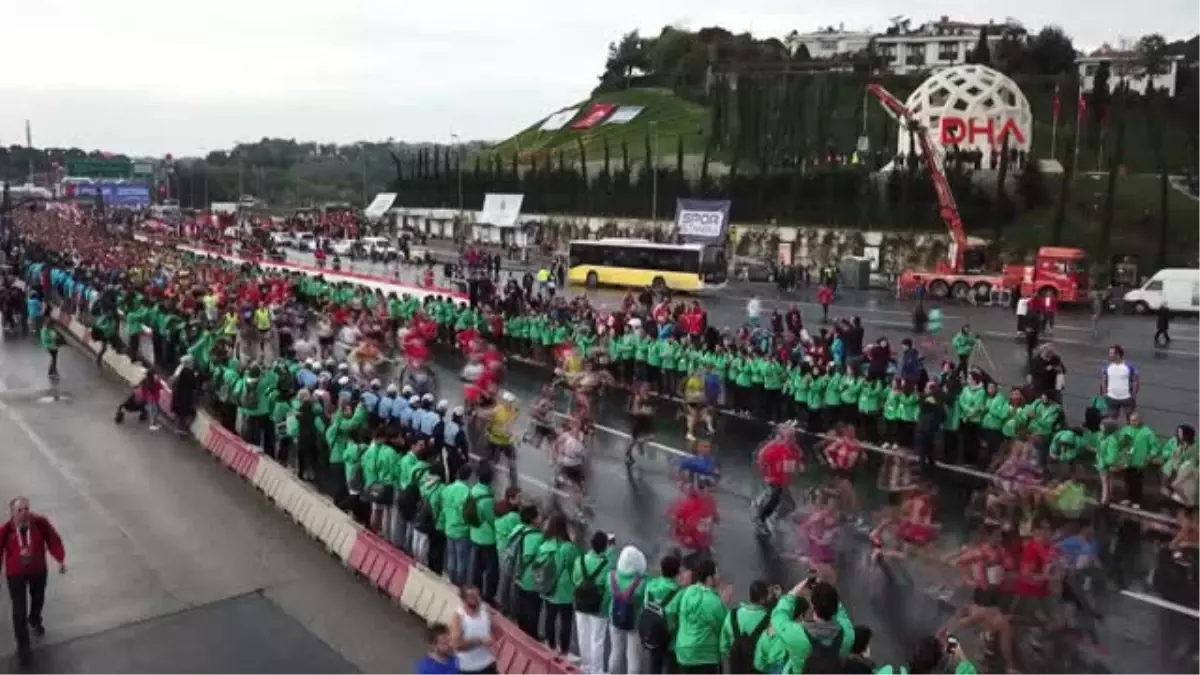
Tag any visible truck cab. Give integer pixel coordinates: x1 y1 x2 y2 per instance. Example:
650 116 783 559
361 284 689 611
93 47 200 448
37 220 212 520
1002 247 1089 302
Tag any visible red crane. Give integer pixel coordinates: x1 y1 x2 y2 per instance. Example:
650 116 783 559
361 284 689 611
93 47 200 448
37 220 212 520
865 83 967 275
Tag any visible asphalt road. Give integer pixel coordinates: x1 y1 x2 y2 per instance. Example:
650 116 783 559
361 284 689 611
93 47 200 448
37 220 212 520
294 249 1199 436
0 334 428 673
281 248 1199 672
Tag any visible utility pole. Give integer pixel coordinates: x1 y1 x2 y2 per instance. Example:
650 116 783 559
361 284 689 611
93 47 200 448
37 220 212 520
650 121 659 223
451 133 464 216
361 154 368 205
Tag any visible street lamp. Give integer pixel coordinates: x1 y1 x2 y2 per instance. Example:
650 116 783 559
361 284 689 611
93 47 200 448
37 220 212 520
650 121 659 224
451 133 464 216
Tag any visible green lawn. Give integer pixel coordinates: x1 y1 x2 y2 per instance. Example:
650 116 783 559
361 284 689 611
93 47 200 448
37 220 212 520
482 88 710 164
1008 172 1199 267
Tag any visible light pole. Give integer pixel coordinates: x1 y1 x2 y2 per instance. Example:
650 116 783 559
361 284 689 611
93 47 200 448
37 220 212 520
451 133 463 216
650 121 659 223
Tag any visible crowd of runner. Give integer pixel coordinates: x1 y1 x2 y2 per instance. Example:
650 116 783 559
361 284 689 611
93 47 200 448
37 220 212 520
4 205 1197 674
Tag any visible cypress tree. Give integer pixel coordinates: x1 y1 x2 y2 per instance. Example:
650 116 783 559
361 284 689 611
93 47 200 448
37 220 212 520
1097 84 1127 275
621 139 630 174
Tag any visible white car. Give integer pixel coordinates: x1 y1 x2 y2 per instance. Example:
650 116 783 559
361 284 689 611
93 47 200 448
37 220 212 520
294 233 317 251
270 232 295 247
329 239 355 255
360 236 398 256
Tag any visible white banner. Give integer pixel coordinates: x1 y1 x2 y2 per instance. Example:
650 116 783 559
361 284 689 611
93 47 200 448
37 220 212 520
603 106 645 125
479 193 524 228
364 192 397 219
539 108 579 131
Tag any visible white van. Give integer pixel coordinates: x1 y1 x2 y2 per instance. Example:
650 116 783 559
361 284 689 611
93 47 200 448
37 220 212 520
1123 268 1200 314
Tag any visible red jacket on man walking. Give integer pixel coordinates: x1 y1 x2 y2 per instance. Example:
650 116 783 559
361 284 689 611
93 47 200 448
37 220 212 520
0 513 66 577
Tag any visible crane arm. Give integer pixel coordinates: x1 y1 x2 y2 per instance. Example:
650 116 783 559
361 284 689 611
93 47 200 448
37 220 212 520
866 83 968 274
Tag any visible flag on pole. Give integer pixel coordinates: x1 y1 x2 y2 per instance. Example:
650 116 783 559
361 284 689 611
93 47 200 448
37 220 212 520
1052 85 1061 121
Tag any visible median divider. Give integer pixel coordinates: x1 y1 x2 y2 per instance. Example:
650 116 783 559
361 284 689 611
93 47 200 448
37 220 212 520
34 269 578 673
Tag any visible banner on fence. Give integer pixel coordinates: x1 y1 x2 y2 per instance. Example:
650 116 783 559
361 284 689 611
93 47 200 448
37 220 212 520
364 192 397 219
674 198 732 243
603 106 645 125
478 193 524 228
538 108 579 131
570 104 617 130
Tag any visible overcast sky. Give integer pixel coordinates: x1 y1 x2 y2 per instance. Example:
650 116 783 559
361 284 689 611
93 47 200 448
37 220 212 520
1 0 1194 157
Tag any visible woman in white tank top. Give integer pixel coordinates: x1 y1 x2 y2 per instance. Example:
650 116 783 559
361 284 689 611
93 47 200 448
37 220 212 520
451 587 497 674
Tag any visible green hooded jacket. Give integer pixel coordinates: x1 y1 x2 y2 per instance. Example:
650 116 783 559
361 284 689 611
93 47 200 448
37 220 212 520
665 584 728 666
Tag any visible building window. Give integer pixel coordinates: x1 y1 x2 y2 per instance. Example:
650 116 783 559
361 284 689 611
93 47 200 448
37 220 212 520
937 41 958 61
1084 64 1098 77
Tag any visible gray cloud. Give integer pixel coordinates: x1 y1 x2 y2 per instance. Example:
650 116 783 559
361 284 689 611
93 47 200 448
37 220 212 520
1 0 1194 156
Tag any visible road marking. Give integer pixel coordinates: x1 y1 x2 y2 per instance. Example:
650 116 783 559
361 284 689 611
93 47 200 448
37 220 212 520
1119 590 1200 619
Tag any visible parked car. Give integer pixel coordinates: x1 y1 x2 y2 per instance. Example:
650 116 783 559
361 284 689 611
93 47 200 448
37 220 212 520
733 257 778 283
329 239 355 256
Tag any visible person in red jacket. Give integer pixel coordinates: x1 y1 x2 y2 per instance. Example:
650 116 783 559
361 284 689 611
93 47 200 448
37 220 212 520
1 497 67 666
817 283 835 323
754 426 803 535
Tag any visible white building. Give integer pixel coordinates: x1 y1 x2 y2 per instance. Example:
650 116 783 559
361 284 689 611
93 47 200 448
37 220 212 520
788 25 874 59
1076 45 1184 96
873 16 1024 75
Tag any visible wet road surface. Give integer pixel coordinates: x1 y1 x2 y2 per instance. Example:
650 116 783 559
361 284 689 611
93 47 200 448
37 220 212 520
0 334 428 673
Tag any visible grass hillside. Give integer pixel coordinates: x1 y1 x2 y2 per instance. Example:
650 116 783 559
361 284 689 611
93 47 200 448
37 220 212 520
485 89 709 163
488 77 1196 174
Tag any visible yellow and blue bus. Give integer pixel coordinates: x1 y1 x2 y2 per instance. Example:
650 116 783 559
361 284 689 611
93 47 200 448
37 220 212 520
567 239 728 292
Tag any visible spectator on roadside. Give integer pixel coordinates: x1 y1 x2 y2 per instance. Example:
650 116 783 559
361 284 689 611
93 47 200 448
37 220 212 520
415 623 462 675
608 545 648 674
665 557 732 674
1100 345 1138 419
1 497 67 668
449 585 498 675
572 530 615 675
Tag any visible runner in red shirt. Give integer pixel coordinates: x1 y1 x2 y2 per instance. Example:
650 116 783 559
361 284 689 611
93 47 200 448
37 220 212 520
822 423 863 519
1014 520 1059 624
754 426 802 535
668 485 718 568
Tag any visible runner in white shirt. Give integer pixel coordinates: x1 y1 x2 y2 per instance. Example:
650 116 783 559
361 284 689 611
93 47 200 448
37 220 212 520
552 418 591 520
1100 344 1138 419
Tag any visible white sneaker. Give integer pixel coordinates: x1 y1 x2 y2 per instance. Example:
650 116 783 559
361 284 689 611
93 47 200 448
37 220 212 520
149 424 161 431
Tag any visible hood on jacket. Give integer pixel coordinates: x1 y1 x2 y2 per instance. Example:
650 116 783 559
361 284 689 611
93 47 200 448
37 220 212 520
616 545 646 575
802 618 843 646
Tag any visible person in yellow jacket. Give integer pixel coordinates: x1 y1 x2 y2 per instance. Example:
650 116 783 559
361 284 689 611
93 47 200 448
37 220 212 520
479 391 519 486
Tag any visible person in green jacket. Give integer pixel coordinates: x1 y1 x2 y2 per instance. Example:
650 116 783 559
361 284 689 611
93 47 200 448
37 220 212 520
1117 410 1159 506
608 545 649 675
951 326 978 376
664 558 730 672
955 375 988 466
980 383 1013 464
721 580 780 673
1094 422 1123 503
571 531 618 675
533 515 580 657
40 321 60 378
874 634 978 674
466 464 499 603
508 503 546 637
440 464 474 587
640 553 684 675
770 579 855 674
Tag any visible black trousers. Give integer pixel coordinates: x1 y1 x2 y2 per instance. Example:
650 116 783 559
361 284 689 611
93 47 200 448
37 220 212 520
471 543 499 604
47 349 59 377
542 601 573 653
7 571 48 651
515 588 542 638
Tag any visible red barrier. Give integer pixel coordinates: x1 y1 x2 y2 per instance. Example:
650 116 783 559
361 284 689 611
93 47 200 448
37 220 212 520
202 424 260 479
493 615 578 674
347 531 412 599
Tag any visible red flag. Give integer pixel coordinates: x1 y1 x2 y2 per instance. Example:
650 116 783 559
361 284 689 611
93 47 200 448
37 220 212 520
1076 90 1087 121
1052 85 1061 121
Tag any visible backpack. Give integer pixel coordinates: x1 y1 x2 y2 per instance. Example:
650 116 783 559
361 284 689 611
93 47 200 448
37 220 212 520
727 608 772 674
609 571 643 631
396 468 427 517
534 550 559 596
239 380 259 408
801 626 845 674
637 587 680 650
463 494 482 528
573 557 606 614
412 489 436 534
501 527 532 574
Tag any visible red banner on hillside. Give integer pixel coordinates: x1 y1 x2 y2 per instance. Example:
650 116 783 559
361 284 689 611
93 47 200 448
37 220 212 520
570 103 616 130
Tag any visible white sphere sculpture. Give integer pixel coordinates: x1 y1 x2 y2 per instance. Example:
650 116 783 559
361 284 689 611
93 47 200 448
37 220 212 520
897 64 1033 161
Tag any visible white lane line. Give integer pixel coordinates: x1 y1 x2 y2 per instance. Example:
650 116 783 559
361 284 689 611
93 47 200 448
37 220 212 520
1119 590 1200 619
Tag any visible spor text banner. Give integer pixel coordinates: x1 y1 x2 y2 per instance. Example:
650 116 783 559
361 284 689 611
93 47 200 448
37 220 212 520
674 198 731 243
570 104 616 130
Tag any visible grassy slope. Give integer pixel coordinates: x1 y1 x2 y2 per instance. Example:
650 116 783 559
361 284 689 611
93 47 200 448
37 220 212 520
1009 173 1199 267
484 89 710 162
489 80 1193 173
